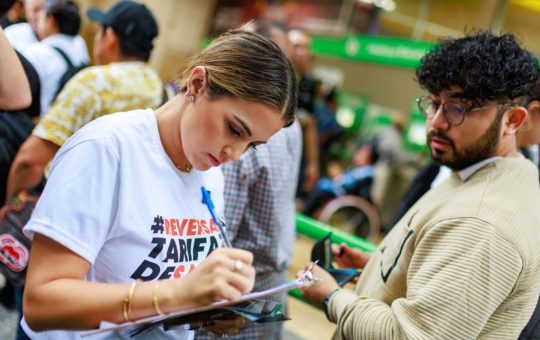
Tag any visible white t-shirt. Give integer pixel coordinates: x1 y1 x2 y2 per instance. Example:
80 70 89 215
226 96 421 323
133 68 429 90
4 22 37 51
20 33 89 116
22 109 225 339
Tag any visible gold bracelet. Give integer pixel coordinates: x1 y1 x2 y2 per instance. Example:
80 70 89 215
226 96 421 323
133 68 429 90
153 280 165 316
122 279 140 322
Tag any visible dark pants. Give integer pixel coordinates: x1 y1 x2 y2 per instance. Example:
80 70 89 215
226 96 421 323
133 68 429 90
519 294 540 339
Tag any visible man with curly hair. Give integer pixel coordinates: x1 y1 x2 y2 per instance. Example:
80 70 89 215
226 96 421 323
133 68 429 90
300 30 540 339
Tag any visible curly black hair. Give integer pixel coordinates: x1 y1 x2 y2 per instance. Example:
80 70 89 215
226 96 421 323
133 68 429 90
416 30 539 104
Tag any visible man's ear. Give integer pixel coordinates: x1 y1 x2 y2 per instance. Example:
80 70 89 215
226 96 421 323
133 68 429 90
103 27 119 51
503 106 528 136
185 66 207 97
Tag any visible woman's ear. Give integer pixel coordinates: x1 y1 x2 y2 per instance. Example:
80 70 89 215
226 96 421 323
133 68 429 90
503 106 528 136
185 66 207 97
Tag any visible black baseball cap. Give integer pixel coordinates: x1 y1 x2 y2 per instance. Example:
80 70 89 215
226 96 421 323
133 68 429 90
87 1 158 57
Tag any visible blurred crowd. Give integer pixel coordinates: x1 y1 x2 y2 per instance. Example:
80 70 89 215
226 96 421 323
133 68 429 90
1 1 540 340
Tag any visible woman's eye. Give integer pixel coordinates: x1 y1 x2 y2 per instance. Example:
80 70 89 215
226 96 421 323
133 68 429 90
228 123 241 137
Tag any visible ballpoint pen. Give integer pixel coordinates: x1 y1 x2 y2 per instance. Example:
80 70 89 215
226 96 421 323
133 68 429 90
200 186 232 247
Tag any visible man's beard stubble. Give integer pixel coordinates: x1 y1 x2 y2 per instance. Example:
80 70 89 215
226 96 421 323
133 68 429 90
428 113 503 170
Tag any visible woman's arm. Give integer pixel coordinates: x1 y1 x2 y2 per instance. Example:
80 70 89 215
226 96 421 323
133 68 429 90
0 27 31 110
24 234 255 331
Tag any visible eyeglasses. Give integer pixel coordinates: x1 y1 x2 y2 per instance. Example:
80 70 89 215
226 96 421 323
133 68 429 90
416 96 510 126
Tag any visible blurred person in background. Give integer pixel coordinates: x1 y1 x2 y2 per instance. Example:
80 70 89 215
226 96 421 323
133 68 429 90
3 0 82 54
288 27 320 202
300 30 540 339
302 138 379 217
16 0 88 117
0 0 24 28
5 0 162 203
314 84 345 175
4 0 43 49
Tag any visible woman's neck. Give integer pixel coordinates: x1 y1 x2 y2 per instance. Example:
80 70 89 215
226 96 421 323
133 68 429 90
155 96 192 171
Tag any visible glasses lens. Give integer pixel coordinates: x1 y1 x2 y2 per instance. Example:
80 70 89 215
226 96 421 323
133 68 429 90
444 103 466 125
417 97 436 117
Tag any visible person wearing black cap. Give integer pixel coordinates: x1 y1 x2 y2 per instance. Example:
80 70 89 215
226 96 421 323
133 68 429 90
87 0 158 63
5 0 163 204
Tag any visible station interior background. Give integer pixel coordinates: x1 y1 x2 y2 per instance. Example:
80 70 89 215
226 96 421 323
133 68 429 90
4 0 540 339
80 1 540 338
77 0 540 233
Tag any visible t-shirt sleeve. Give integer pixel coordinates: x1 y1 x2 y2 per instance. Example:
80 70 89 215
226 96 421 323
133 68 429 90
24 137 119 264
33 69 102 147
330 218 523 339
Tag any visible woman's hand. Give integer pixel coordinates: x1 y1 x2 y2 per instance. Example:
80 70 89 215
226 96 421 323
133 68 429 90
331 243 370 270
169 248 256 309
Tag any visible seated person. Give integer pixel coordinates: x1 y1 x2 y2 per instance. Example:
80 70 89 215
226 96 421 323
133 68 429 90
302 138 379 216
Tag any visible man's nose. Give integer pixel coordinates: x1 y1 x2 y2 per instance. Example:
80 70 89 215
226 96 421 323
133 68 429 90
429 105 450 130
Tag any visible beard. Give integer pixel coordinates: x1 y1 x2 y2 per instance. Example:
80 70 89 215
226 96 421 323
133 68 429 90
427 113 503 170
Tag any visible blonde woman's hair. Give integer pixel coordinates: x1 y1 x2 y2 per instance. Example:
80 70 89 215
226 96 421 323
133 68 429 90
178 29 297 127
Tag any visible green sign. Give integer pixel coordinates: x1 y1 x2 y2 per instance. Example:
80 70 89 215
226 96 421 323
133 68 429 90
312 35 434 69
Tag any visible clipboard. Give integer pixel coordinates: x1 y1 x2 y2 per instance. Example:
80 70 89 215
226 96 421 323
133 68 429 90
82 265 319 337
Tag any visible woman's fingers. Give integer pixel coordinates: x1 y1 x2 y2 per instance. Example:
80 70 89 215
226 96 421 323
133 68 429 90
192 247 256 302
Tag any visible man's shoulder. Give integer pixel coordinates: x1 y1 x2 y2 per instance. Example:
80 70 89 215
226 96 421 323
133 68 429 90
74 63 160 85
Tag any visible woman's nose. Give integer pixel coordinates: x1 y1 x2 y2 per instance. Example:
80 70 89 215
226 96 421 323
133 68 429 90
229 145 244 162
222 143 246 163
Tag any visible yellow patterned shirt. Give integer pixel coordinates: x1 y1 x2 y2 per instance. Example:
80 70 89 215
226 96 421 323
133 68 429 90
33 61 163 147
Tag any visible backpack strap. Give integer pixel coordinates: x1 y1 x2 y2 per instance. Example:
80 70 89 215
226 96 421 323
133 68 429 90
52 46 74 68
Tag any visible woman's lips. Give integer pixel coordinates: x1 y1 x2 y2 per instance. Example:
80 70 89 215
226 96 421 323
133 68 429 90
208 154 222 166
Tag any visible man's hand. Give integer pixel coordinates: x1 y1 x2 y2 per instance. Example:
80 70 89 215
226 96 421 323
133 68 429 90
298 264 339 306
331 243 370 270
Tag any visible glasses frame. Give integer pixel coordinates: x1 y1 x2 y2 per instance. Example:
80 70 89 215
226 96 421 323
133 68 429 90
416 96 511 126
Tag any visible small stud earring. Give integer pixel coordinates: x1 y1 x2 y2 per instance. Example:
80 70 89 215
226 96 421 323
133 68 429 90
187 95 195 102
